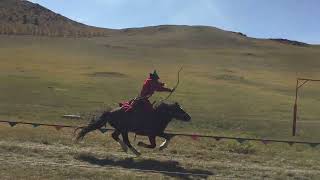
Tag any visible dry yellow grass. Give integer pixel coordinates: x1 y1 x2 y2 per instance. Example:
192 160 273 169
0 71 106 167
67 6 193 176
0 28 320 178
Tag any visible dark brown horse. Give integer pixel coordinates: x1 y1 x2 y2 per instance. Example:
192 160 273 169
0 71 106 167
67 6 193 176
75 102 191 156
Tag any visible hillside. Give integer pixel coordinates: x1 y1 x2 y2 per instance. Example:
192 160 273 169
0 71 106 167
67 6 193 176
0 0 115 37
0 0 254 46
116 25 255 49
0 0 313 48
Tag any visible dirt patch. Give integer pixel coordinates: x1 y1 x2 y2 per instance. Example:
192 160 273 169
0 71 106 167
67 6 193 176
87 72 127 78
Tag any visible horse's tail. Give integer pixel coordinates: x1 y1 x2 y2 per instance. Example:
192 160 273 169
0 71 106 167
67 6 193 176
75 111 112 142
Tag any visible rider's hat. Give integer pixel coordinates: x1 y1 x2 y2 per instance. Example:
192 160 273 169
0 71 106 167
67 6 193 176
149 70 159 80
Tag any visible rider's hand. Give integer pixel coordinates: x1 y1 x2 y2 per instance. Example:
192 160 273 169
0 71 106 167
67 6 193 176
170 88 175 92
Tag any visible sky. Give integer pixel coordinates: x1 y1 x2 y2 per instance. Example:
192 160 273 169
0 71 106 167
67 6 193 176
28 0 320 44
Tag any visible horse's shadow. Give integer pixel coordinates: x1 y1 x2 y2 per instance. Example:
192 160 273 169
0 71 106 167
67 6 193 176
76 153 214 179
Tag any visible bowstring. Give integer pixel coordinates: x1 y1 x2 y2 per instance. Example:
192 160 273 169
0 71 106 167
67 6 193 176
156 67 183 105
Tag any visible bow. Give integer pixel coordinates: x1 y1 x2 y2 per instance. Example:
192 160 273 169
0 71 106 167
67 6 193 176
158 67 183 104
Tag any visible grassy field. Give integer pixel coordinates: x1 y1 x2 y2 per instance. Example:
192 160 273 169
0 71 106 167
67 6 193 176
1 33 320 179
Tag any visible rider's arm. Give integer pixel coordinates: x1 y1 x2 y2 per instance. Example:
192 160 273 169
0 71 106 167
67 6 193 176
155 81 173 92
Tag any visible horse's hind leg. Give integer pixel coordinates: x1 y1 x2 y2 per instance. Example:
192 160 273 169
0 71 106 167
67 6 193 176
121 132 141 156
112 130 128 153
111 130 121 141
137 136 156 149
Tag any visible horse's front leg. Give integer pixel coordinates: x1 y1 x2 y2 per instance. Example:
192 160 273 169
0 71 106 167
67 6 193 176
159 133 175 151
137 136 156 149
121 132 141 156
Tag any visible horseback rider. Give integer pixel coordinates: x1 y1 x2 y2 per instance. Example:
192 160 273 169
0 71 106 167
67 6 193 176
139 70 173 112
120 70 173 112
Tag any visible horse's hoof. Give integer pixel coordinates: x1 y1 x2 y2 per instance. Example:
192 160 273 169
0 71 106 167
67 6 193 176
118 141 128 152
159 141 169 151
135 151 141 157
130 148 141 156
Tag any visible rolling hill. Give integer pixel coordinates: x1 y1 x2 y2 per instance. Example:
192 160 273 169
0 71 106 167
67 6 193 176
0 0 115 37
0 0 313 48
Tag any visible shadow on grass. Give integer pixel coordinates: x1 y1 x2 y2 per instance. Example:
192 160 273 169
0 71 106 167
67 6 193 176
76 153 214 179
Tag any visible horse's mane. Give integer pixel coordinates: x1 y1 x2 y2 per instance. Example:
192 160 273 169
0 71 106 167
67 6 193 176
154 101 177 111
154 101 168 108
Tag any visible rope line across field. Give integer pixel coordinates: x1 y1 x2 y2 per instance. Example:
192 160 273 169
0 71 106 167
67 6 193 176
0 120 319 148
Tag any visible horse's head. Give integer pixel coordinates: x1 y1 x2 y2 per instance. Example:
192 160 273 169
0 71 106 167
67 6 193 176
156 102 191 122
